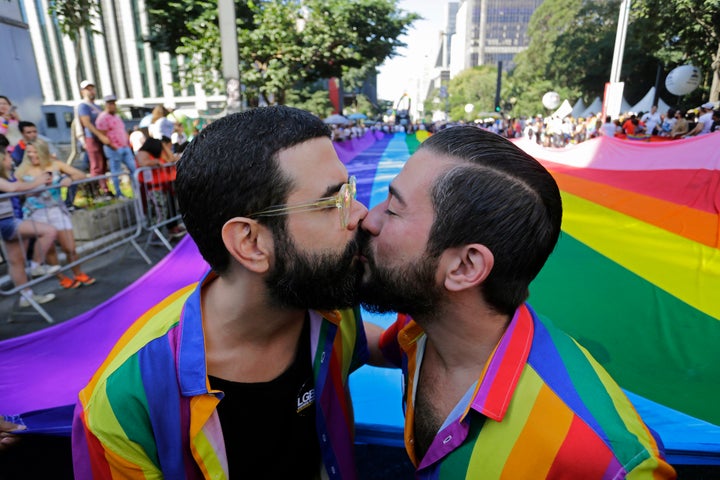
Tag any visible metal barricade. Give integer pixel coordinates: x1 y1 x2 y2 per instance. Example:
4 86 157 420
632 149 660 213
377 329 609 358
132 164 184 251
0 172 148 323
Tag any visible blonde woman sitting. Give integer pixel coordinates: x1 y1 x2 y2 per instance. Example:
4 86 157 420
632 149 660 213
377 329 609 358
1 135 59 306
16 139 95 289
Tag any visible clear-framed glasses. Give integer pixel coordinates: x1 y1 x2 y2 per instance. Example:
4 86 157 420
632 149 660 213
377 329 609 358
248 176 357 228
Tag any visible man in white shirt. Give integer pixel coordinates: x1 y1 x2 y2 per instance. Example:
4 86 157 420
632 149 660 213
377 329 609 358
685 102 716 136
641 105 662 135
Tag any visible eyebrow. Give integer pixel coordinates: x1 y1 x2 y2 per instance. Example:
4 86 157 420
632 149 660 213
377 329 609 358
388 183 406 207
320 179 346 199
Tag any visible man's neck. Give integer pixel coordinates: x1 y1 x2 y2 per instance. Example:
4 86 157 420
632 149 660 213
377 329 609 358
202 273 309 383
415 296 510 374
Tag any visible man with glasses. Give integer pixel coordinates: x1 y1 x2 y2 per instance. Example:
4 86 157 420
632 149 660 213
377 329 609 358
359 126 675 479
73 106 369 479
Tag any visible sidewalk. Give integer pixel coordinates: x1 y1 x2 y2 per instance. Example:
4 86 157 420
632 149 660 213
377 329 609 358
0 238 174 340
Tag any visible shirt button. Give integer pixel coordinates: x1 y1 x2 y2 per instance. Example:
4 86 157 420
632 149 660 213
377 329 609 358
321 352 326 363
443 435 452 444
322 434 327 442
331 466 336 474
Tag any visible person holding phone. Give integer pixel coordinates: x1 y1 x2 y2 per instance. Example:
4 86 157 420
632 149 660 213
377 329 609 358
0 96 21 146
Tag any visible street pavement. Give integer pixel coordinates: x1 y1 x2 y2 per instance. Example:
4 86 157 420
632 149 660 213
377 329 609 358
0 239 173 340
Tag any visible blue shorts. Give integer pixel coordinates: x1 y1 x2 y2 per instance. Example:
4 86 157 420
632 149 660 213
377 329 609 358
0 217 21 241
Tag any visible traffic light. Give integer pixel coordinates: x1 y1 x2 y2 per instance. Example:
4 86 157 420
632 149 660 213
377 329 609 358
495 105 502 112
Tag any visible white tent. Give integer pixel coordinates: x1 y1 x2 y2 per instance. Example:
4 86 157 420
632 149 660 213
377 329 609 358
552 99 573 119
630 87 672 115
571 98 586 118
580 97 603 119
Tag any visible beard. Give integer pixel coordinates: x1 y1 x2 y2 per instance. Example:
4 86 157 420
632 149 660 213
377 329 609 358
264 227 362 310
359 239 444 318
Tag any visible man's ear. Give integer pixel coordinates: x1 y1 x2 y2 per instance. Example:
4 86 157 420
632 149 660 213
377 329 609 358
221 217 272 273
442 244 494 292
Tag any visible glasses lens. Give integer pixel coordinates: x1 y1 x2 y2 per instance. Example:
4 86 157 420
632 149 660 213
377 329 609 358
339 177 356 228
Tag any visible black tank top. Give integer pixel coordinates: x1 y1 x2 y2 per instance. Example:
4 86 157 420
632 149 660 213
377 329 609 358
209 319 320 478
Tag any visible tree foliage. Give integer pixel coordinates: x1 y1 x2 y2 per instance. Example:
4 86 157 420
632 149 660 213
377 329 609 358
48 0 102 84
508 0 720 113
146 0 418 105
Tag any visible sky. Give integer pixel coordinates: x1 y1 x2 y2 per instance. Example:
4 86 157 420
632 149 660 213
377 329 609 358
376 0 448 103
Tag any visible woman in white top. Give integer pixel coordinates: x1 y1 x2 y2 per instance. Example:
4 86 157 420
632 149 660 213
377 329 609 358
16 139 95 289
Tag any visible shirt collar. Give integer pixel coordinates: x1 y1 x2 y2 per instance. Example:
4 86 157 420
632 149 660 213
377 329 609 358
177 270 345 396
397 303 534 423
466 304 534 421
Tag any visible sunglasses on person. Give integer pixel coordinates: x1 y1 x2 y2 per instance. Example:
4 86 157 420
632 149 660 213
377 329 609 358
248 176 357 228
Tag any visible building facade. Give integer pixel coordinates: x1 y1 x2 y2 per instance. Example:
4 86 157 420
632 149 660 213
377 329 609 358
19 0 222 111
0 0 45 129
422 0 542 117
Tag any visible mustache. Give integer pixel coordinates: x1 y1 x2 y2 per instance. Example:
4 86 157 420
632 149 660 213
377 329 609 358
356 227 372 257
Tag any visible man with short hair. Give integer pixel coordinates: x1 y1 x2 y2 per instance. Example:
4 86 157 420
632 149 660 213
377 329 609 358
641 105 662 135
77 80 111 193
10 121 58 166
73 106 369 479
685 102 715 136
95 94 136 197
360 126 676 479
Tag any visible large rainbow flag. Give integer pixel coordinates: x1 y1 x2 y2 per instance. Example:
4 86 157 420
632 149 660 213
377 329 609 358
1 130 718 464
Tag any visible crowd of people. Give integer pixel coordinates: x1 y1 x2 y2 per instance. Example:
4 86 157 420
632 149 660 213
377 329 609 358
490 101 720 147
2 105 679 478
0 81 192 309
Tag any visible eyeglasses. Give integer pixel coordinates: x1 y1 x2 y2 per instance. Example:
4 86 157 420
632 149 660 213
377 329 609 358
248 176 357 228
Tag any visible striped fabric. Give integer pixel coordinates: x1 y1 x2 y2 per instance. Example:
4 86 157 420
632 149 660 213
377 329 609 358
379 304 676 479
72 271 367 479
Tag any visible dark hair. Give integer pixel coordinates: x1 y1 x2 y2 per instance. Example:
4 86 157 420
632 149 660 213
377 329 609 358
419 126 562 316
0 95 10 104
18 121 36 133
0 133 9 149
176 106 330 273
139 138 163 158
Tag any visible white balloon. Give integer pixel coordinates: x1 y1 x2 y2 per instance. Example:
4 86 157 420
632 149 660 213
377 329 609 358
542 91 561 110
665 65 701 96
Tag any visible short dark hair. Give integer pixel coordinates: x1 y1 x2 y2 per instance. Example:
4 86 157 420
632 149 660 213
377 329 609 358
176 106 331 273
0 133 9 149
18 121 36 133
420 126 562 315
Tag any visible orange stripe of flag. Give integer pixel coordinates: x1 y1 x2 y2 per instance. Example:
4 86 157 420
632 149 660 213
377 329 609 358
551 171 719 248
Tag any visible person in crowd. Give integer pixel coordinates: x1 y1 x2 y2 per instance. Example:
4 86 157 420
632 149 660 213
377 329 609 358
600 115 617 137
359 126 676 479
10 121 60 167
670 110 689 139
641 105 662 135
95 94 136 198
685 102 715 137
0 416 25 451
128 124 146 154
134 137 185 238
0 95 22 146
148 104 174 140
0 134 59 306
73 106 369 478
16 139 95 289
659 108 677 137
710 109 720 133
77 80 111 196
171 120 188 153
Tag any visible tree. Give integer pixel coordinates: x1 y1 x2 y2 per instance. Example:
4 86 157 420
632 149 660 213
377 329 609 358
148 0 419 105
48 0 102 85
634 0 720 103
507 0 706 112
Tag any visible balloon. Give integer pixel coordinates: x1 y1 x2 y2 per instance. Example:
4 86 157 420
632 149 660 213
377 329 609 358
665 65 701 96
542 91 561 110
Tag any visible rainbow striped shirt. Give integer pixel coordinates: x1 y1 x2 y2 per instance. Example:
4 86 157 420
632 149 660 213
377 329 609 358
379 304 676 479
73 272 368 479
